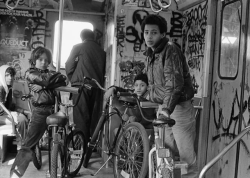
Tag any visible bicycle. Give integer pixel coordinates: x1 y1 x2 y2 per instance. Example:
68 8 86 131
82 77 150 178
120 93 189 178
45 85 86 178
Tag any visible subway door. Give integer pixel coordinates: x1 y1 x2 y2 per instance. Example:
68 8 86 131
206 0 249 178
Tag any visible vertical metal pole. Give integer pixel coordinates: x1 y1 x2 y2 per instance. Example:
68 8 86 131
56 0 65 72
55 0 65 113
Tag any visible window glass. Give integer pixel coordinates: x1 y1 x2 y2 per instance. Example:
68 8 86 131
53 20 93 68
219 1 241 78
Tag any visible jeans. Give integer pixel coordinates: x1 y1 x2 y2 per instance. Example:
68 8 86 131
164 100 198 178
10 106 53 178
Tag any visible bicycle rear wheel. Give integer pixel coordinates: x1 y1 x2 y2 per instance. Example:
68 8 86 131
113 122 149 178
32 144 42 170
66 129 85 177
51 135 64 178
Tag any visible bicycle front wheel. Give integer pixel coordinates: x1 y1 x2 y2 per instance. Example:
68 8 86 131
66 129 85 177
51 135 64 178
113 122 149 178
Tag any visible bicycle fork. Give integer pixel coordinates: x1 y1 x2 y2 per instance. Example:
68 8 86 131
149 126 174 178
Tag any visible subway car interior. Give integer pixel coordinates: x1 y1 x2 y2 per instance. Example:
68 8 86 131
0 0 250 178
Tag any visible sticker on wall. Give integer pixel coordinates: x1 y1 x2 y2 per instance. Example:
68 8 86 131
0 8 35 51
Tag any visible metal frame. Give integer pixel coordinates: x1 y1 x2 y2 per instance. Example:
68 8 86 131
199 125 250 178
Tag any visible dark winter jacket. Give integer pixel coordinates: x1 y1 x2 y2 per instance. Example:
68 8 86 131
25 68 67 107
145 38 194 114
65 40 106 87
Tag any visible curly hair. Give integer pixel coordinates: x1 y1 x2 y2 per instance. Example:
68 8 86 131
141 14 167 34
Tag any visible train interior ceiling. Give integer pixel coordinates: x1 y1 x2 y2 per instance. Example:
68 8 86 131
1 0 250 178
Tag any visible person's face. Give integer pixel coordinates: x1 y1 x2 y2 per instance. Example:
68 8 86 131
134 80 148 97
35 53 49 70
143 24 165 50
5 71 14 86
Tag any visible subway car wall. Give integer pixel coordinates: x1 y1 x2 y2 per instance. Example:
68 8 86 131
1 0 250 178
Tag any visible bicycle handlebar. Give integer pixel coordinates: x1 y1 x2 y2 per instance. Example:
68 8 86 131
56 76 106 108
118 92 137 97
55 86 80 94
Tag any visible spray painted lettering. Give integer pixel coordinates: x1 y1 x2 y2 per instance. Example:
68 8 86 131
125 10 148 53
117 15 126 57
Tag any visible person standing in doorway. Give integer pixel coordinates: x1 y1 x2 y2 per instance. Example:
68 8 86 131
65 29 106 144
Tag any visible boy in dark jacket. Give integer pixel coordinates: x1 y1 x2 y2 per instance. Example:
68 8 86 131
106 73 155 129
10 47 67 178
106 15 198 177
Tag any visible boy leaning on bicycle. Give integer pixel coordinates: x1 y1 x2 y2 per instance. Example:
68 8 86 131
105 14 198 178
10 47 67 178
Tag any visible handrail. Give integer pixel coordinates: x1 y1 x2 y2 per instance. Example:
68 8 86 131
199 125 250 178
149 0 172 13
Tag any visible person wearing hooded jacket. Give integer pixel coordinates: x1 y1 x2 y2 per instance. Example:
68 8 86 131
0 65 28 150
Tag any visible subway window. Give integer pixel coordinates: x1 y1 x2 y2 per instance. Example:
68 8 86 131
53 20 93 68
219 0 241 79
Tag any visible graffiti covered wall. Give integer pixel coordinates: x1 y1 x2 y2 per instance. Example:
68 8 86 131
182 0 208 97
115 0 183 89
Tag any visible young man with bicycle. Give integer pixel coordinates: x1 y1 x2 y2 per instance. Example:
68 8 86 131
141 14 198 178
106 14 198 178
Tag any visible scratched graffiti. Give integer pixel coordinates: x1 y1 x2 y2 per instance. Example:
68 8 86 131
211 80 250 176
182 1 208 97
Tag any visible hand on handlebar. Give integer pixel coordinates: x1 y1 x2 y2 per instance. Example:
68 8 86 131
104 87 116 101
157 105 170 119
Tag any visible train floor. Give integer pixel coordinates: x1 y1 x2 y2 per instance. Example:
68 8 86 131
0 151 114 178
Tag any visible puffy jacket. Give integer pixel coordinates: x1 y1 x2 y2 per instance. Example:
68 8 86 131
25 68 67 107
145 38 194 114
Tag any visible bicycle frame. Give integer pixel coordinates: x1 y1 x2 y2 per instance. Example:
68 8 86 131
83 98 127 174
148 126 174 178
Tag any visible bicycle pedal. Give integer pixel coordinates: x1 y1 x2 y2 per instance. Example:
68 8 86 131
174 161 188 174
157 148 170 158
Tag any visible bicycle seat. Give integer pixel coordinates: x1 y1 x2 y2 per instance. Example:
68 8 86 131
46 111 68 126
153 118 176 127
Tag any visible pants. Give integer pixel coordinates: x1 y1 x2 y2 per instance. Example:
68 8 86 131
10 106 54 178
164 100 198 178
72 87 102 143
